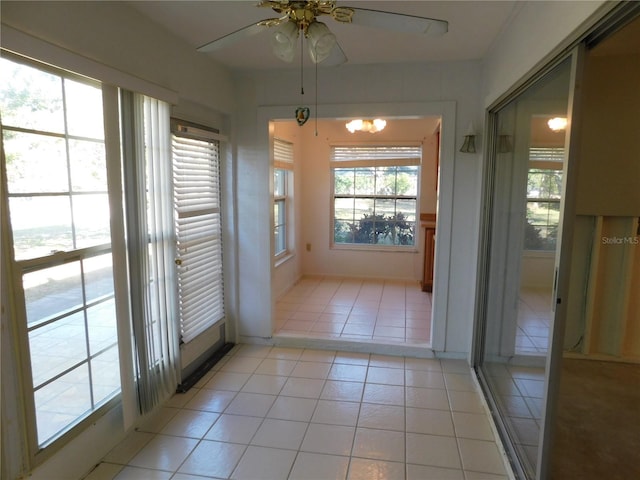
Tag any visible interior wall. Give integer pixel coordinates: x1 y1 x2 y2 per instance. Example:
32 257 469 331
575 52 640 216
481 0 609 107
564 38 640 360
272 121 305 300
297 118 439 282
520 253 556 288
236 61 483 355
0 1 235 114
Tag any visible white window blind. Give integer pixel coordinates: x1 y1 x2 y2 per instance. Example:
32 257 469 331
331 145 422 167
172 125 224 343
529 147 565 163
274 138 294 170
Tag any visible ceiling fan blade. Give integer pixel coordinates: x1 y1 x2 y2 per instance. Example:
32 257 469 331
322 40 348 67
344 7 448 36
197 22 267 53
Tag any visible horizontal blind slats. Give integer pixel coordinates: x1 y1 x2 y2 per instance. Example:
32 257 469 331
173 129 225 344
274 138 294 170
331 145 422 163
180 283 223 306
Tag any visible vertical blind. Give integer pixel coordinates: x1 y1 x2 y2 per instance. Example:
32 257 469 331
122 92 180 414
172 124 225 343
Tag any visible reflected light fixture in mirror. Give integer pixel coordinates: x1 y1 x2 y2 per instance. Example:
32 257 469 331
548 117 568 131
346 119 387 133
459 123 476 153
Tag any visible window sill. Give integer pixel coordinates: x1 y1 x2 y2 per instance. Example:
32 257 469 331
522 250 556 258
331 244 418 254
275 252 295 268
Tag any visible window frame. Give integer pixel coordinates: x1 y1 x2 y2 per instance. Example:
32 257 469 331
330 144 422 251
0 52 123 463
524 147 564 252
273 168 288 257
273 138 294 260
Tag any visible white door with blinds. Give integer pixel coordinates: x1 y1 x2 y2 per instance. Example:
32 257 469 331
171 121 225 344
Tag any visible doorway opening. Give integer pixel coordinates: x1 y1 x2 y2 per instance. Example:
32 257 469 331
271 117 441 350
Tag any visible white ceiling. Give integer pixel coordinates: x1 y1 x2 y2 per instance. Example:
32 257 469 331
129 1 518 71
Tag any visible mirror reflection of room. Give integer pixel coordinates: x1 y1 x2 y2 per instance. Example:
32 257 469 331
517 115 565 358
478 56 572 479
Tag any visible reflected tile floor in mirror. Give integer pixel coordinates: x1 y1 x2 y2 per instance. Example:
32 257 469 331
516 288 552 356
483 362 545 475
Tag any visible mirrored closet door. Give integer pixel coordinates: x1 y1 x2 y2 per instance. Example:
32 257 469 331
474 6 640 479
474 54 577 479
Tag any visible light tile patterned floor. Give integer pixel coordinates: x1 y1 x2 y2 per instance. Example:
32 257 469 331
86 345 510 480
275 277 432 345
484 362 545 476
516 289 552 356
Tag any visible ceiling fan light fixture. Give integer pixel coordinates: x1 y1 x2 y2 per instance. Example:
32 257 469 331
346 118 386 133
307 21 336 63
271 20 299 62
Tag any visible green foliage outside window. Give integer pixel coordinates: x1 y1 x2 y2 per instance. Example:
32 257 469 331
525 168 562 251
333 165 417 246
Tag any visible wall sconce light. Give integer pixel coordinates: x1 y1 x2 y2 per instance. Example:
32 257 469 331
459 123 476 153
345 119 387 133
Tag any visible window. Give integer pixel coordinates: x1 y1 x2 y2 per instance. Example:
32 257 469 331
172 121 225 343
0 55 120 447
332 145 421 246
525 147 564 251
274 168 287 255
273 138 293 257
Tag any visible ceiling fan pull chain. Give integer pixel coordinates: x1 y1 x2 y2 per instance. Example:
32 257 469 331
315 56 319 136
295 30 310 127
300 29 304 96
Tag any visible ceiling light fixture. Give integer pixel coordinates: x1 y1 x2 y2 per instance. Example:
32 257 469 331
547 117 567 131
271 19 337 64
307 21 336 63
198 1 448 67
271 21 299 62
345 119 387 133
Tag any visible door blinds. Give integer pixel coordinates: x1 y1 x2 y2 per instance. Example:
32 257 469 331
172 122 225 343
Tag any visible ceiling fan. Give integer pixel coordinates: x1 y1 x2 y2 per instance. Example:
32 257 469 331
197 0 448 65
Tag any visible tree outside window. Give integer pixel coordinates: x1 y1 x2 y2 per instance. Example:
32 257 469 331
274 168 287 256
333 164 418 246
525 167 563 250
